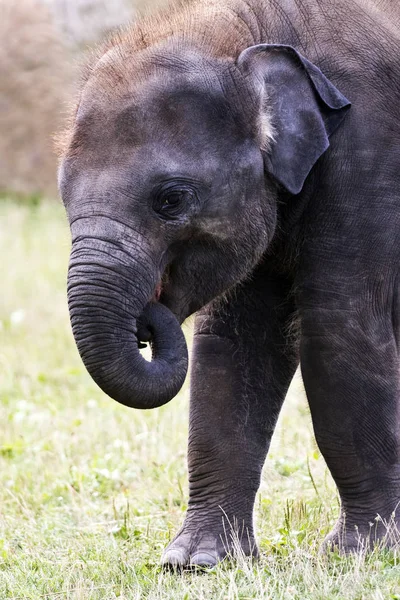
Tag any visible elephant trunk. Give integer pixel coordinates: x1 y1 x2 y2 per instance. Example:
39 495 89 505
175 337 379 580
67 237 188 409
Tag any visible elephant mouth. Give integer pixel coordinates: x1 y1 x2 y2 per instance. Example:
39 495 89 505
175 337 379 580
153 262 172 303
153 270 169 302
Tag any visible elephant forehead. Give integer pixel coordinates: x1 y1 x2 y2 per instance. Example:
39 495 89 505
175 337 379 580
75 82 245 148
67 91 250 178
115 87 244 145
71 42 256 151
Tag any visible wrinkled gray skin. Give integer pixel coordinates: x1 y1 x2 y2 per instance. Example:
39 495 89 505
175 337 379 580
60 0 400 568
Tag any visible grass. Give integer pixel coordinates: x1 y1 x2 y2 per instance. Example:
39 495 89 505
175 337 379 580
0 197 399 599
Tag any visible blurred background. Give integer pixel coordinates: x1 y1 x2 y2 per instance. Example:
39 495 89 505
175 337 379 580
0 0 169 198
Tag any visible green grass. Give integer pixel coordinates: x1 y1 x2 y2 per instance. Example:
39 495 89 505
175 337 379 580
0 197 399 599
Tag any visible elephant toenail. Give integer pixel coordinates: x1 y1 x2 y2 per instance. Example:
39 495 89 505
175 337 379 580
161 548 187 569
189 552 218 568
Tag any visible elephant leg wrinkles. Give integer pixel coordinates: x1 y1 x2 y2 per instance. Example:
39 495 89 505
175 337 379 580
301 290 400 552
162 267 298 568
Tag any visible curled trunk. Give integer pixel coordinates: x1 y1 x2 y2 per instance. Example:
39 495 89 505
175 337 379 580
67 239 188 409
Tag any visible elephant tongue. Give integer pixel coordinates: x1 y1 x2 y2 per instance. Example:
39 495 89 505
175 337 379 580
153 282 162 302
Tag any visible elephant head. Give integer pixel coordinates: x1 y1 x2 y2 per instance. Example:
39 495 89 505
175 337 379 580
59 40 350 410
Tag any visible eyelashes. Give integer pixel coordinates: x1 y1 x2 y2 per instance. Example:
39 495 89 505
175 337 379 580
152 183 198 220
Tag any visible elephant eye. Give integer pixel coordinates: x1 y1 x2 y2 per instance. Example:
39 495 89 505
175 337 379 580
162 191 183 208
153 185 196 220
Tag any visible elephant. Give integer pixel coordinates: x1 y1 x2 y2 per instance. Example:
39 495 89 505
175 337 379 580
58 0 400 568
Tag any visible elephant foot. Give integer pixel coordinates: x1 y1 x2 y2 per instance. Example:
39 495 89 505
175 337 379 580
322 509 400 554
162 515 257 569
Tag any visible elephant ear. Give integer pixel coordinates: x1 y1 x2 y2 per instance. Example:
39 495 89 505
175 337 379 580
237 44 351 195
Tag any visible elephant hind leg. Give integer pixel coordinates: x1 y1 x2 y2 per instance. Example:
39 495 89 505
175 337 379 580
301 299 400 553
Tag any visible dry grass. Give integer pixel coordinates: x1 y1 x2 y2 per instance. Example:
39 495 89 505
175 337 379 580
0 0 74 197
0 197 400 598
0 0 179 198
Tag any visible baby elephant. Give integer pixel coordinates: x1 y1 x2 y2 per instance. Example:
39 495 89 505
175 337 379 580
58 0 400 567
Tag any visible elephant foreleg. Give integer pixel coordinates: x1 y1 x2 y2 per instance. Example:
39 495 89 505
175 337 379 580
162 269 298 568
